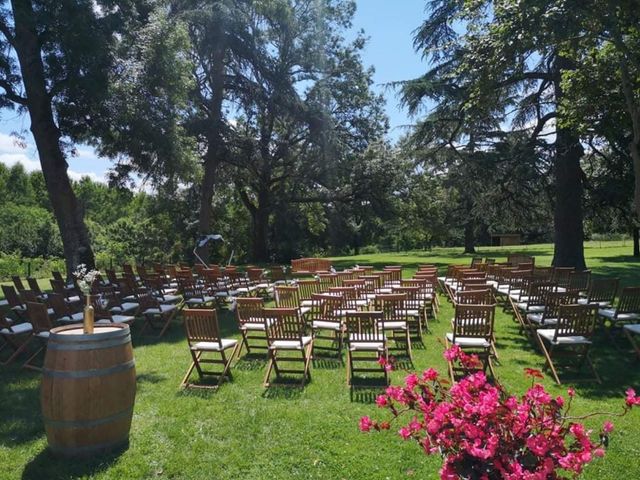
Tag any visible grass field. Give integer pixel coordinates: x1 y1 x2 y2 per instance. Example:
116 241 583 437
1 242 639 479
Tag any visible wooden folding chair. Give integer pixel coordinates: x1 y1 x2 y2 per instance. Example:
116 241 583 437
310 293 344 357
274 285 310 318
297 279 320 308
578 277 618 307
235 297 268 357
178 277 216 308
2 285 26 320
392 286 426 338
345 311 388 386
47 292 84 324
456 288 494 305
374 293 412 360
509 282 554 334
536 304 600 384
181 309 238 389
567 270 591 295
263 308 313 387
552 267 575 292
0 315 33 365
23 301 54 371
137 289 179 337
525 291 579 332
268 266 289 286
597 286 640 331
445 304 496 380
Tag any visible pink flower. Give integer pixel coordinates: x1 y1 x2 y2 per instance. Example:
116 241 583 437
602 421 614 433
359 416 374 432
443 345 461 361
555 395 564 407
405 373 419 389
567 387 575 397
594 448 605 458
375 395 388 408
625 388 640 406
526 434 550 456
399 427 412 439
422 368 438 381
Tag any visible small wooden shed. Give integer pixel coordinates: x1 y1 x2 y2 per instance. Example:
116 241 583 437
491 233 522 247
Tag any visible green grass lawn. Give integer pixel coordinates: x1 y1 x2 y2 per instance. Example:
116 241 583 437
1 242 639 479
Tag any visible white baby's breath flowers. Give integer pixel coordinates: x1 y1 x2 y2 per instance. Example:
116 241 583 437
73 264 101 294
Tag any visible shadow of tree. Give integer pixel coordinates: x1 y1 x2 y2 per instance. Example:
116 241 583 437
21 444 127 480
0 370 42 447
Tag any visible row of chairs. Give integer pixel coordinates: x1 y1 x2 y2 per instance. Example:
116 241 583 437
181 265 440 388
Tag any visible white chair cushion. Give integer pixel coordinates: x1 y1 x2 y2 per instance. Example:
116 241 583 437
35 331 50 339
312 320 342 330
241 322 267 331
527 313 557 326
0 299 8 307
517 303 544 313
378 321 407 330
159 294 181 304
577 298 610 307
623 324 640 335
144 304 176 315
1 322 33 335
186 296 216 304
349 341 384 351
112 302 139 313
537 329 591 345
445 333 490 348
270 336 312 350
299 306 311 315
192 338 238 351
65 296 81 303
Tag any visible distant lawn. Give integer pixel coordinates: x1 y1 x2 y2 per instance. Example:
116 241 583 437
1 241 639 479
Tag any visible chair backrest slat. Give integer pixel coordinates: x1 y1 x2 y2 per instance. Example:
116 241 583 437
618 287 640 314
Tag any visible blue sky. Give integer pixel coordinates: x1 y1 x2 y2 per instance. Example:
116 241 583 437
0 0 428 182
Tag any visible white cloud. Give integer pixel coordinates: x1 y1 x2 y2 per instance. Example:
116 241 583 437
0 132 107 183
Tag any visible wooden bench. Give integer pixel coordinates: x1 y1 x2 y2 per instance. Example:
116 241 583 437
291 258 332 275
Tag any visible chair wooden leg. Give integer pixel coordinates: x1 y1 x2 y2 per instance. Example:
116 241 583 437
538 337 561 385
624 328 640 359
158 309 177 338
444 337 454 382
1 335 33 366
181 358 197 387
22 343 44 371
263 351 275 387
346 348 352 385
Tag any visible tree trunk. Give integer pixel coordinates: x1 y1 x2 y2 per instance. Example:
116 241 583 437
11 0 94 275
633 225 640 258
463 220 475 254
551 55 586 270
196 37 226 262
250 189 270 262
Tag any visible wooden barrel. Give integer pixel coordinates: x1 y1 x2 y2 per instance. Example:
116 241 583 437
41 324 136 457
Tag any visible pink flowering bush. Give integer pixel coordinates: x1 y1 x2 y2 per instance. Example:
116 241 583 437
360 347 639 479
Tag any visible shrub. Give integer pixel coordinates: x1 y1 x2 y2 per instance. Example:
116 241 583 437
361 348 639 480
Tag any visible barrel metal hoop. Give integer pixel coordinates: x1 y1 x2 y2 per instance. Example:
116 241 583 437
50 329 130 343
43 406 134 429
43 359 136 379
47 335 131 351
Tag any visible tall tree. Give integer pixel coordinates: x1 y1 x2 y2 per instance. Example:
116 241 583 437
404 0 591 268
0 1 143 272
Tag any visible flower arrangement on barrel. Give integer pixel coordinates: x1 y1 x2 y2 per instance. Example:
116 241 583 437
360 347 639 480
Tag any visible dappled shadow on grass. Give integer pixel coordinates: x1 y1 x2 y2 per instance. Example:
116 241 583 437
234 353 268 371
262 382 305 399
22 443 127 480
0 368 43 447
312 356 343 369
